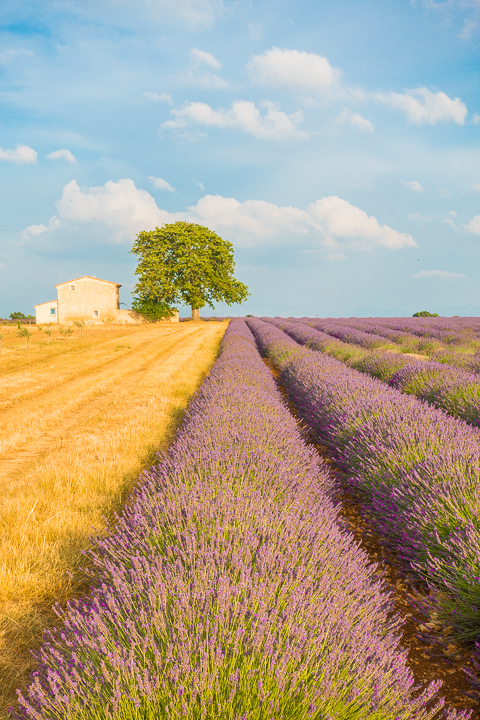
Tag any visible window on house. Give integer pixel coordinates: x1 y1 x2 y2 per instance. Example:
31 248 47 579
50 308 56 315
70 285 76 291
93 310 99 318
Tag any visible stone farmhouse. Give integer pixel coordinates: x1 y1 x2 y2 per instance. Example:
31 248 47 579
34 276 179 325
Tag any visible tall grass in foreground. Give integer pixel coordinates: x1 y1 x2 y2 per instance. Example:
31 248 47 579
12 320 465 719
1 323 227 720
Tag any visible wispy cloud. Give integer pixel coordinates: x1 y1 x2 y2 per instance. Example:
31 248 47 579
144 92 173 104
402 180 425 193
162 100 308 140
190 48 221 70
375 87 467 124
335 109 374 133
179 47 227 89
408 213 434 222
22 216 60 239
46 148 77 164
148 176 176 192
413 269 466 280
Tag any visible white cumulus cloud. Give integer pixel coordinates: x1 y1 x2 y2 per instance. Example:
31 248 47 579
335 109 374 133
464 214 480 234
187 194 416 252
162 100 307 140
190 48 221 69
375 87 467 124
401 180 425 193
0 144 37 164
53 179 173 242
46 148 77 164
248 47 341 95
23 223 49 237
413 270 467 280
20 180 416 255
306 196 416 251
471 182 480 193
148 176 176 192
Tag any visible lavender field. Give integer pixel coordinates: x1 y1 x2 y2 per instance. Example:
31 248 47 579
12 316 480 719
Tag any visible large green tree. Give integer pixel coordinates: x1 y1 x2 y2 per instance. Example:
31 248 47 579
131 221 250 321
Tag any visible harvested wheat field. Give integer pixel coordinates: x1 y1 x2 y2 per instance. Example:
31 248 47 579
0 320 228 718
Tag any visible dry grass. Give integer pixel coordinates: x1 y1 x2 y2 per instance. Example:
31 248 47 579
0 321 228 718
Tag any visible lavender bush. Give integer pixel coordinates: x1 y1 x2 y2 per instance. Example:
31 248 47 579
388 362 480 426
13 320 459 720
246 318 480 648
305 319 392 349
310 319 422 347
274 320 480 429
363 319 478 347
265 319 365 363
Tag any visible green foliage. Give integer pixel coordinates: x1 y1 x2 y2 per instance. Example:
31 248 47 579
131 221 250 312
10 311 34 320
131 297 176 322
73 319 86 336
59 325 74 337
412 310 439 317
16 322 33 348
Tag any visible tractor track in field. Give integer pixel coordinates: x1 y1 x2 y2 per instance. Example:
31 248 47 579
262 357 478 717
0 330 194 484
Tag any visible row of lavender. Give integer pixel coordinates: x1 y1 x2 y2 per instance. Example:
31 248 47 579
305 317 480 373
266 319 480 429
246 318 480 691
13 319 457 719
300 317 480 356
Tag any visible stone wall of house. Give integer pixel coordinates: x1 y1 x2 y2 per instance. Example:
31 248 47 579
35 300 59 324
57 277 120 324
35 276 180 325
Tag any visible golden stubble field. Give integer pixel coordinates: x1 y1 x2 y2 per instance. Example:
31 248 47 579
0 320 228 718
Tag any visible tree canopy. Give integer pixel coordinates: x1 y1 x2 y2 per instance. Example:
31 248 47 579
412 310 439 317
10 311 34 320
131 221 249 320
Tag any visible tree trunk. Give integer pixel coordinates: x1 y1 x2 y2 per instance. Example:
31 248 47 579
191 307 200 322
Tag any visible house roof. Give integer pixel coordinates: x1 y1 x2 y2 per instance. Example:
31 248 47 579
34 300 57 308
55 276 121 288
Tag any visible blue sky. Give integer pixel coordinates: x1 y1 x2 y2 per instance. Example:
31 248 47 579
1 0 480 317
